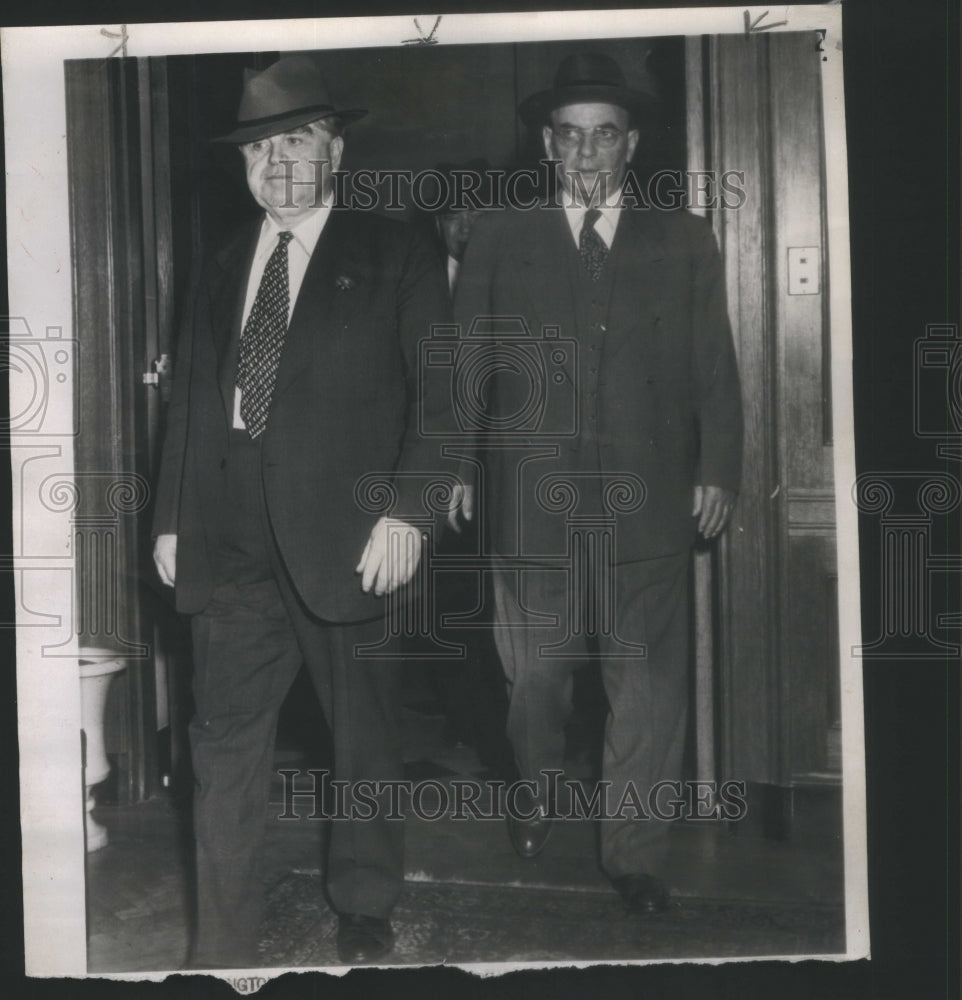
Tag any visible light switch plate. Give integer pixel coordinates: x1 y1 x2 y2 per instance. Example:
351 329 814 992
788 246 820 295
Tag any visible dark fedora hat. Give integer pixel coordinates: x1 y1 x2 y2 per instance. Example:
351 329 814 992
518 52 657 128
213 55 367 144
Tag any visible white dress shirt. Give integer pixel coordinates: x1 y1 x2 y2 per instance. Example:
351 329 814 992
233 206 331 429
562 198 621 250
446 254 460 294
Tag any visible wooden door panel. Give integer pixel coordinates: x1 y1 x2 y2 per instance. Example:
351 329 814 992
693 33 841 791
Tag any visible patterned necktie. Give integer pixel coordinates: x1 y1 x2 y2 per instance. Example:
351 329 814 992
579 207 608 281
237 230 294 439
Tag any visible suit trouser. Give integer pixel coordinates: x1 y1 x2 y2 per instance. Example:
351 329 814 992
188 431 403 966
491 553 689 878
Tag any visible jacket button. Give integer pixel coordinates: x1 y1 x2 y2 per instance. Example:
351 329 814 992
219 458 226 470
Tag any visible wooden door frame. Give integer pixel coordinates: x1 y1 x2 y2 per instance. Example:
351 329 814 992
686 33 840 802
65 57 160 804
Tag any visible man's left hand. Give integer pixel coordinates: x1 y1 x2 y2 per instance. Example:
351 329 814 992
356 516 424 596
446 482 474 533
692 485 737 539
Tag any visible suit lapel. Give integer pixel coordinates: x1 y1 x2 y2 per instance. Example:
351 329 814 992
607 206 667 352
271 208 352 398
513 207 578 383
516 206 574 327
211 222 260 420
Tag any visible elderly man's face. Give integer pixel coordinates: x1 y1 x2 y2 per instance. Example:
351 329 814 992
240 121 343 223
543 102 639 206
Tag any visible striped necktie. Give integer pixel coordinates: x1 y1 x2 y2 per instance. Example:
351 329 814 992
237 230 294 439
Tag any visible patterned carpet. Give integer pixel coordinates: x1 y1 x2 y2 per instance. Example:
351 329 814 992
257 871 845 967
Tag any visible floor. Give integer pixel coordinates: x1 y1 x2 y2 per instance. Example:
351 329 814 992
85 664 846 973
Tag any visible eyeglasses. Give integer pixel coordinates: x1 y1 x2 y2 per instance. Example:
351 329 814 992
551 126 624 149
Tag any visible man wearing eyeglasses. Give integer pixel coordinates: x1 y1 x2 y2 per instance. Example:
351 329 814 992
452 52 743 915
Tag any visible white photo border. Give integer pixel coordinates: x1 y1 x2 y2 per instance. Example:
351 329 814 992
2 4 865 981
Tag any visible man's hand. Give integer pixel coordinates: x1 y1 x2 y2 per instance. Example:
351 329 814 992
356 516 424 596
153 534 177 587
692 485 736 540
446 483 474 533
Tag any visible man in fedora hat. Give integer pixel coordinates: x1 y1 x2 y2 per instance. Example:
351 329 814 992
152 55 451 966
453 52 743 913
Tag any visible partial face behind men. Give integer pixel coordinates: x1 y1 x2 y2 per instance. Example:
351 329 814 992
438 208 483 262
543 102 639 206
240 120 343 224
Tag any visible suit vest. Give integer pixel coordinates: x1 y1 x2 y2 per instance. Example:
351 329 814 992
560 230 621 513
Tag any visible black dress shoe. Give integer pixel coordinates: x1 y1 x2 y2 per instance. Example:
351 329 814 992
336 913 395 964
611 873 669 915
506 785 553 859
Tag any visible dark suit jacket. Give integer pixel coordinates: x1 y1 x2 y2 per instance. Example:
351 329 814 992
453 204 742 562
152 209 452 622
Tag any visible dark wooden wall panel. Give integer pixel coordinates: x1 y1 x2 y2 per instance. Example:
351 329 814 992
312 43 520 176
785 534 838 777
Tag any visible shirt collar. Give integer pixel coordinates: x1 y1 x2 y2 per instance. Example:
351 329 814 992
562 188 623 248
259 205 331 258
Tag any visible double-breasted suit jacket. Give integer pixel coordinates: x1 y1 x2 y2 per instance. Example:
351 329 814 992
453 203 743 563
152 208 452 622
